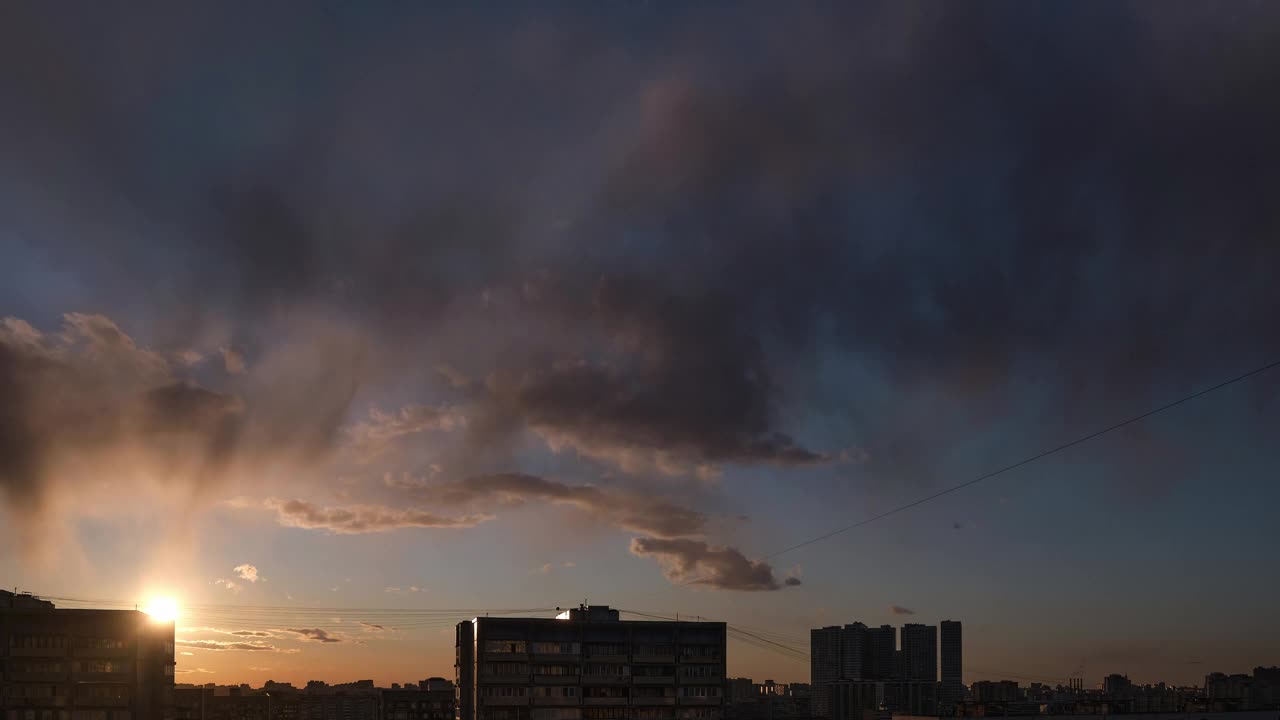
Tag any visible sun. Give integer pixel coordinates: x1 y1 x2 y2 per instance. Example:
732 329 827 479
142 596 180 622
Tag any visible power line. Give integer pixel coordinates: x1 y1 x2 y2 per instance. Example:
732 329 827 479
759 358 1280 562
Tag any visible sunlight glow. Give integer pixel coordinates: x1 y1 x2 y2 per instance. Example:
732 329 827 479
143 596 180 622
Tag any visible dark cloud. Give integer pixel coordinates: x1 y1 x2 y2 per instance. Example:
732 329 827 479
434 473 707 538
358 622 387 632
629 537 799 592
476 280 829 476
889 605 915 616
283 628 342 644
0 315 243 518
265 498 492 534
229 630 273 638
3 2 1280 562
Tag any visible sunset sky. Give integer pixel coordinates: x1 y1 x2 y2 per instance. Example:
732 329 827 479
2 1 1279 690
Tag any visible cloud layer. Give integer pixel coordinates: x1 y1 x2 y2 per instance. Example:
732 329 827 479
629 537 800 592
266 498 492 534
3 2 1280 596
435 473 707 539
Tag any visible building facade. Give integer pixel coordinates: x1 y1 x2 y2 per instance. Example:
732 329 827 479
1 591 175 720
827 681 937 719
939 621 962 708
864 629 894 683
897 626 936 684
380 680 455 720
837 627 866 684
807 629 842 720
172 686 380 720
456 606 725 720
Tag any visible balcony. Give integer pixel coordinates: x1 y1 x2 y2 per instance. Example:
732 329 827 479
531 653 581 663
532 697 579 706
676 676 722 685
481 697 529 706
632 677 675 686
10 647 68 658
534 675 579 684
632 655 674 664
582 698 628 706
677 698 721 706
631 697 676 706
580 676 629 686
73 648 134 659
581 654 628 664
11 697 69 707
10 672 69 682
76 671 134 681
485 653 531 663
479 674 531 684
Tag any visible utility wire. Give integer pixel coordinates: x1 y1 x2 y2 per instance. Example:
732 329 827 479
760 358 1280 562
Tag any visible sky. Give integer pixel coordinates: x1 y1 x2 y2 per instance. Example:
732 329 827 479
2 0 1280 690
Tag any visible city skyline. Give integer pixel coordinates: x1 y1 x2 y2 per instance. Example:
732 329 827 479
4 0 1280 695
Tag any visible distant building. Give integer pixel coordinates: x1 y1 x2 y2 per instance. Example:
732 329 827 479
1204 670 1280 711
455 605 725 720
783 685 809 700
726 680 755 706
173 681 380 720
971 681 1020 704
865 628 895 683
898 626 936 683
809 628 843 719
1103 674 1133 699
381 679 454 720
839 626 867 683
828 680 937 719
939 621 962 707
0 590 175 720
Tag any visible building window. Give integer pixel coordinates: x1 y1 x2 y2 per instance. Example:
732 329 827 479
581 688 626 699
533 688 576 698
635 710 675 720
484 641 528 654
679 666 718 679
634 645 673 656
679 688 720 699
75 686 129 703
483 688 527 698
530 710 580 720
481 711 528 720
631 666 674 678
531 642 579 655
584 644 625 656
582 710 626 720
73 638 130 650
533 664 577 676
582 665 628 677
4 685 65 699
678 646 718 660
678 711 719 720
12 660 64 673
11 635 68 650
632 688 675 699
483 663 529 676
77 660 127 674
